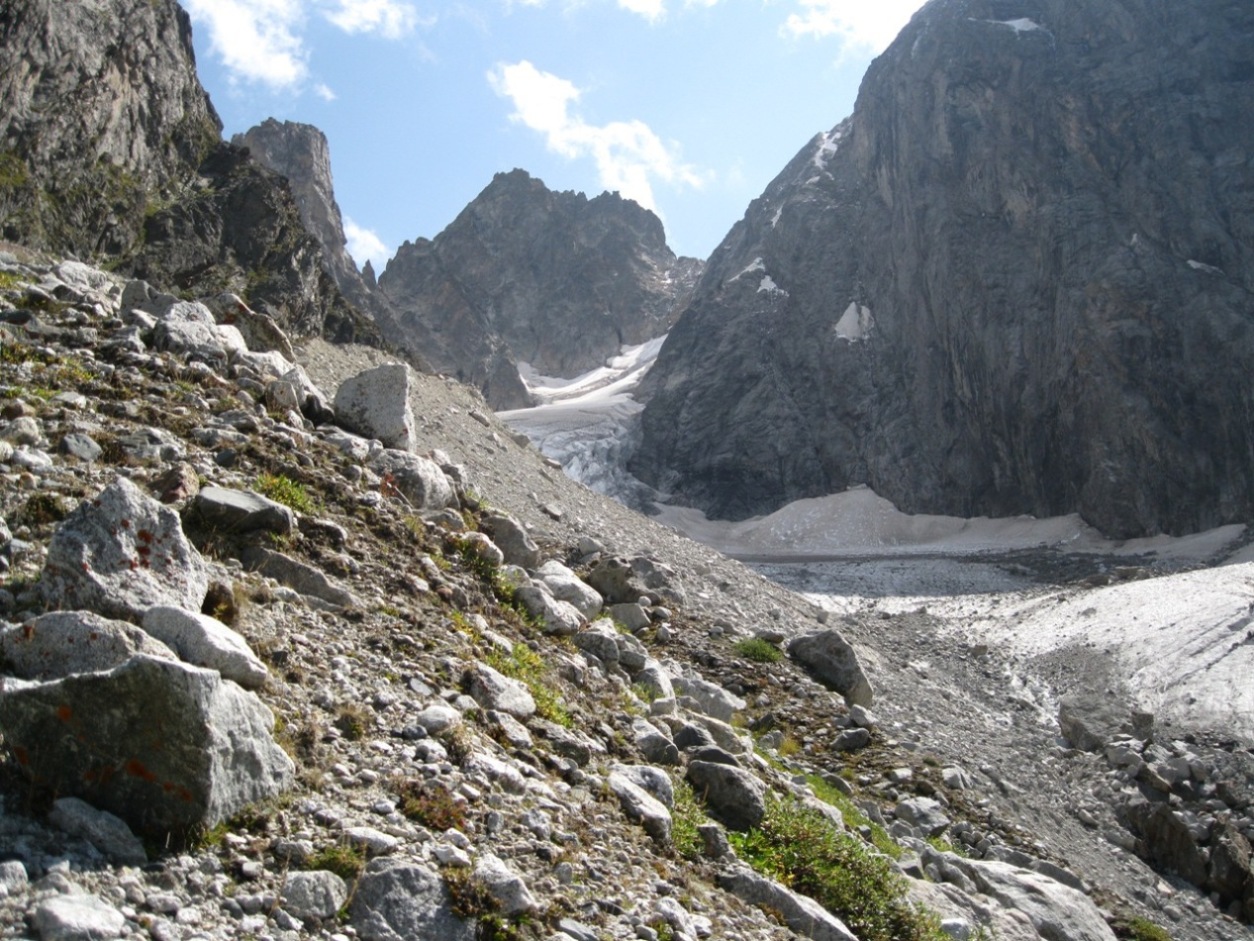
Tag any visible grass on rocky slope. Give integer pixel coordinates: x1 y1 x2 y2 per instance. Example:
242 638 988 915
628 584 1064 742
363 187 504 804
729 794 948 941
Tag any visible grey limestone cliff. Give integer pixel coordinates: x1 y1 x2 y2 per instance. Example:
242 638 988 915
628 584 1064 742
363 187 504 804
632 0 1254 539
379 169 701 409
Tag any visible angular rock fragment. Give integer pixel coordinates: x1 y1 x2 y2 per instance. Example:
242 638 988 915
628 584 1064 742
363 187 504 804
686 759 766 831
351 858 474 941
141 605 268 690
370 450 455 510
193 485 298 535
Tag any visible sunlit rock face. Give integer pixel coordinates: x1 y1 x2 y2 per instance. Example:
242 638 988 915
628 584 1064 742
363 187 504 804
378 169 701 409
632 0 1254 539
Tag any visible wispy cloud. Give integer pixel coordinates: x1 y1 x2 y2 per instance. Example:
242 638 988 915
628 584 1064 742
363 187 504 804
487 60 705 213
616 0 666 22
344 218 391 271
314 82 338 101
323 0 420 39
184 0 420 92
781 0 922 53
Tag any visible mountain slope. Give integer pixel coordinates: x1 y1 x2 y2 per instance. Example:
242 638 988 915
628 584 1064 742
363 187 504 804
631 0 1254 539
379 169 701 409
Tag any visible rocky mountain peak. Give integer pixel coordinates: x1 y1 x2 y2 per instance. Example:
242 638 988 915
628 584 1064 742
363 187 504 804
233 119 361 302
632 0 1254 539
378 168 702 409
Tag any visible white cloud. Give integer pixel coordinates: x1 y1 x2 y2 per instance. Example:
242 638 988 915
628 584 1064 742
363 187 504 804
617 0 666 22
184 0 421 92
488 60 705 213
323 0 420 39
314 82 338 101
344 218 391 271
781 0 923 53
182 0 307 89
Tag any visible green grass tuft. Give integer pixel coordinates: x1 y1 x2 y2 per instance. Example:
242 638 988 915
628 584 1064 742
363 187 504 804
734 637 783 663
730 794 946 941
255 472 316 514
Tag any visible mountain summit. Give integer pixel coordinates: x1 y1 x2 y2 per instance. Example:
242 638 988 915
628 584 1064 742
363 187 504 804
632 0 1254 539
379 169 701 409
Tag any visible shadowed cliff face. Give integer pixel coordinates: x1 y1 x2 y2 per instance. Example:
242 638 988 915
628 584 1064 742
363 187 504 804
632 0 1254 539
378 169 701 410
0 0 378 346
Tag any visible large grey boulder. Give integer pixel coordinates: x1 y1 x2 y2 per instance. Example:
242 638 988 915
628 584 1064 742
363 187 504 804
686 760 766 831
0 612 175 680
141 605 268 690
153 300 246 361
787 630 873 708
41 477 208 622
369 450 455 511
334 364 417 452
0 655 293 843
351 858 474 941
473 853 539 916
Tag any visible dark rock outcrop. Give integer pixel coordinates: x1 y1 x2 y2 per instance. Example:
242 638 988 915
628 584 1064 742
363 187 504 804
379 169 701 408
632 0 1254 538
0 0 378 346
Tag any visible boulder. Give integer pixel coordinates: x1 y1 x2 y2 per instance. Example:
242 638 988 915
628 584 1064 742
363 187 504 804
787 630 873 707
351 858 474 941
41 477 209 622
32 896 126 941
686 760 766 831
473 853 539 916
240 546 358 609
1058 692 1151 752
480 512 541 570
535 561 603 619
0 655 294 843
193 485 298 535
0 611 175 680
334 363 416 452
672 674 746 723
718 866 858 941
48 797 147 866
922 849 1118 941
465 663 535 719
282 869 348 922
585 557 648 604
513 584 584 635
140 605 268 690
895 797 951 838
370 450 455 510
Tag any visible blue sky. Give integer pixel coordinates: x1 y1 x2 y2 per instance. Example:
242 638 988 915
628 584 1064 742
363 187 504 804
182 0 927 271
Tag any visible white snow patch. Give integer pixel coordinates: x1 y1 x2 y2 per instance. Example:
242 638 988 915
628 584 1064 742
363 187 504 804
1187 259 1224 275
730 258 766 283
976 17 1044 33
771 206 784 228
834 302 874 341
758 275 788 297
812 128 843 171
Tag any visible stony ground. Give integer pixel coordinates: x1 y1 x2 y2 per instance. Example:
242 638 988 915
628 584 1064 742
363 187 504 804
0 246 1250 941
